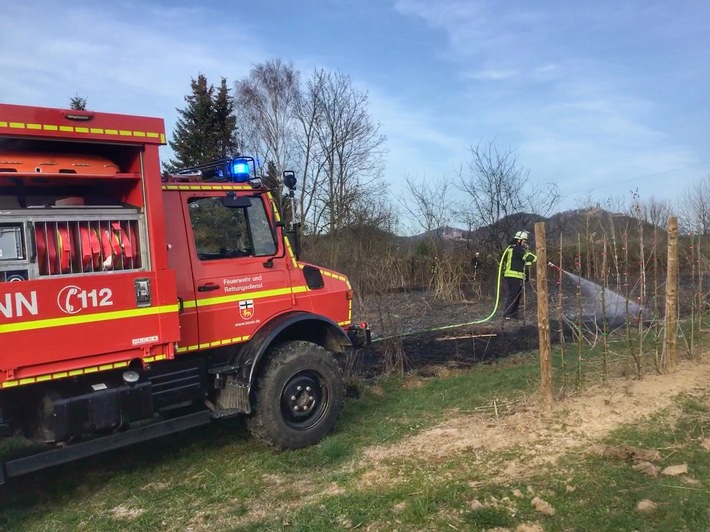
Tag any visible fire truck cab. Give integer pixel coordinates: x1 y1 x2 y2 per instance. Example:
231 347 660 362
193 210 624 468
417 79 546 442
0 103 368 483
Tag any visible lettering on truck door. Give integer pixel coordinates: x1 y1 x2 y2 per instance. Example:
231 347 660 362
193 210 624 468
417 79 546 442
185 192 292 350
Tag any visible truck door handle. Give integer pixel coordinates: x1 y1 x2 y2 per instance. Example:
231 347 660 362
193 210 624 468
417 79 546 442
198 283 220 292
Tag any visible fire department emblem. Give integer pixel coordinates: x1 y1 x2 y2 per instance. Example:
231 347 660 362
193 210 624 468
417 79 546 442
239 299 254 320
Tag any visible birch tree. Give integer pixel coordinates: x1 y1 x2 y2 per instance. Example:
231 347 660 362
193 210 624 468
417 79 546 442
235 59 300 217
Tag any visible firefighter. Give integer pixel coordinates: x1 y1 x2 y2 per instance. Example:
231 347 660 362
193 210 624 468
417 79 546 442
501 230 537 320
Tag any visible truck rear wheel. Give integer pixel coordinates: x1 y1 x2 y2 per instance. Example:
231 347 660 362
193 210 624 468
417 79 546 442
247 341 344 450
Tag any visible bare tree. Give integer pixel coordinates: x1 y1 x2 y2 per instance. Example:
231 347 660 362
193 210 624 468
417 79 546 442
292 70 329 233
456 140 560 251
399 177 464 300
302 69 387 248
400 176 452 237
235 59 300 218
677 175 710 235
626 194 672 230
644 197 673 230
603 194 627 215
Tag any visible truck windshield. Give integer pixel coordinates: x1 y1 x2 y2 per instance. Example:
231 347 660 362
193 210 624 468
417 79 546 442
188 196 276 260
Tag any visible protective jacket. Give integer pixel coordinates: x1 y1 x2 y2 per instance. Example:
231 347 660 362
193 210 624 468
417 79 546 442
502 241 537 280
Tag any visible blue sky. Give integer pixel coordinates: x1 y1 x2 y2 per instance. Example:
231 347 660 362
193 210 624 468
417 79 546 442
2 0 709 218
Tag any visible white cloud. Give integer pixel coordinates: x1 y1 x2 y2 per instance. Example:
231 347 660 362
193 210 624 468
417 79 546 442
466 69 518 81
3 0 709 217
1 1 264 129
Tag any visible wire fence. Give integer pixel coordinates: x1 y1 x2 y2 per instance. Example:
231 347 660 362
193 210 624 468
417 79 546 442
540 216 707 401
314 213 710 396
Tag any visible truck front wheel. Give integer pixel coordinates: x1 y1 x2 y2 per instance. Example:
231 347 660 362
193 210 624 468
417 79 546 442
247 341 344 450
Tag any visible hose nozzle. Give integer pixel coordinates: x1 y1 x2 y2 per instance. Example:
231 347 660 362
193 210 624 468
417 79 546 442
547 261 560 270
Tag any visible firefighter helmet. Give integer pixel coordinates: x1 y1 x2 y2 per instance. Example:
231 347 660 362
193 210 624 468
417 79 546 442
514 230 529 241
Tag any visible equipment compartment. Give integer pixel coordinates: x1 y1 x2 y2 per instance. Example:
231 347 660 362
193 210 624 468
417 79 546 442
0 213 145 281
0 224 23 261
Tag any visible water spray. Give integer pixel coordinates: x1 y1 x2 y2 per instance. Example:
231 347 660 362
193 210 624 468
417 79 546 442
547 262 646 324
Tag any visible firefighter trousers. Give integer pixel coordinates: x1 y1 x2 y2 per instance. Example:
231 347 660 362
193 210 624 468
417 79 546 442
503 277 524 319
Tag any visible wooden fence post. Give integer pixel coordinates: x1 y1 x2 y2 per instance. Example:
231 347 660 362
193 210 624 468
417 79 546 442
535 222 553 409
664 216 678 372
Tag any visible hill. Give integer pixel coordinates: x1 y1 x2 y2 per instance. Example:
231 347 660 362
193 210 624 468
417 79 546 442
404 207 666 250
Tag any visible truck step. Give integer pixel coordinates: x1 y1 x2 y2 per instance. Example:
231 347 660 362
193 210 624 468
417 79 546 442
0 410 212 485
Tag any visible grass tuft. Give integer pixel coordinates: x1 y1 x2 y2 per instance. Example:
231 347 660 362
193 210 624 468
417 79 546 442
462 506 514 528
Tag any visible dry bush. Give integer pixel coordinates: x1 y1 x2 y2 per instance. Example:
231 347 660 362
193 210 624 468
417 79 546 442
429 254 465 302
382 337 408 377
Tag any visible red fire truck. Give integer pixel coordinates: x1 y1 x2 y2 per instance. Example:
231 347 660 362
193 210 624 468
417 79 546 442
0 103 369 483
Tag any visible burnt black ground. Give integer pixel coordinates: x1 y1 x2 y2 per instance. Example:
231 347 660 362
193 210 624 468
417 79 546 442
352 270 667 377
354 285 554 376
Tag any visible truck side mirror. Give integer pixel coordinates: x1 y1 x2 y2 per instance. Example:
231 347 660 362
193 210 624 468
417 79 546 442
283 171 297 191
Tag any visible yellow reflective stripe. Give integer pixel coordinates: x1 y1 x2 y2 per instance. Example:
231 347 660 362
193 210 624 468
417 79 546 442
1 359 134 389
284 238 298 268
161 184 252 191
176 335 249 353
267 192 282 222
0 122 164 141
523 251 537 264
194 286 306 308
144 354 167 363
181 285 307 310
322 270 347 282
0 303 179 334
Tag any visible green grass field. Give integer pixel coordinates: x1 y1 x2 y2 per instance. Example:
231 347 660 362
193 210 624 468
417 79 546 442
1 339 709 531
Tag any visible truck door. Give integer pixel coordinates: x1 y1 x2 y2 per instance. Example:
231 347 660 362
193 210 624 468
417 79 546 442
183 191 292 350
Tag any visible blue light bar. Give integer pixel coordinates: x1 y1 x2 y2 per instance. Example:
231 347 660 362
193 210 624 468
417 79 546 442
231 158 251 182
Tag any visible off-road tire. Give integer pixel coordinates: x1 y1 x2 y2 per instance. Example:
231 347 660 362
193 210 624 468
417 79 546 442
247 341 344 450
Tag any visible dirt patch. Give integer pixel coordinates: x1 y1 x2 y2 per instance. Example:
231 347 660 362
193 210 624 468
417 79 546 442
360 358 710 483
109 504 145 520
353 289 710 487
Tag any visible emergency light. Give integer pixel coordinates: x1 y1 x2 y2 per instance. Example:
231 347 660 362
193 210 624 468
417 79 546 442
172 156 256 183
230 158 251 182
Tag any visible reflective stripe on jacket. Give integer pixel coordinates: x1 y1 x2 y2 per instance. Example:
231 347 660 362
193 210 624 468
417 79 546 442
502 243 537 279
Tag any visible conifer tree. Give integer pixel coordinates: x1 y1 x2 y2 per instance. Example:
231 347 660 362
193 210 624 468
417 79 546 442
212 78 238 158
167 74 238 171
69 95 88 110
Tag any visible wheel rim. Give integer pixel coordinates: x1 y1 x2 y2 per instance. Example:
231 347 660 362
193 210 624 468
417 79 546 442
280 370 329 431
